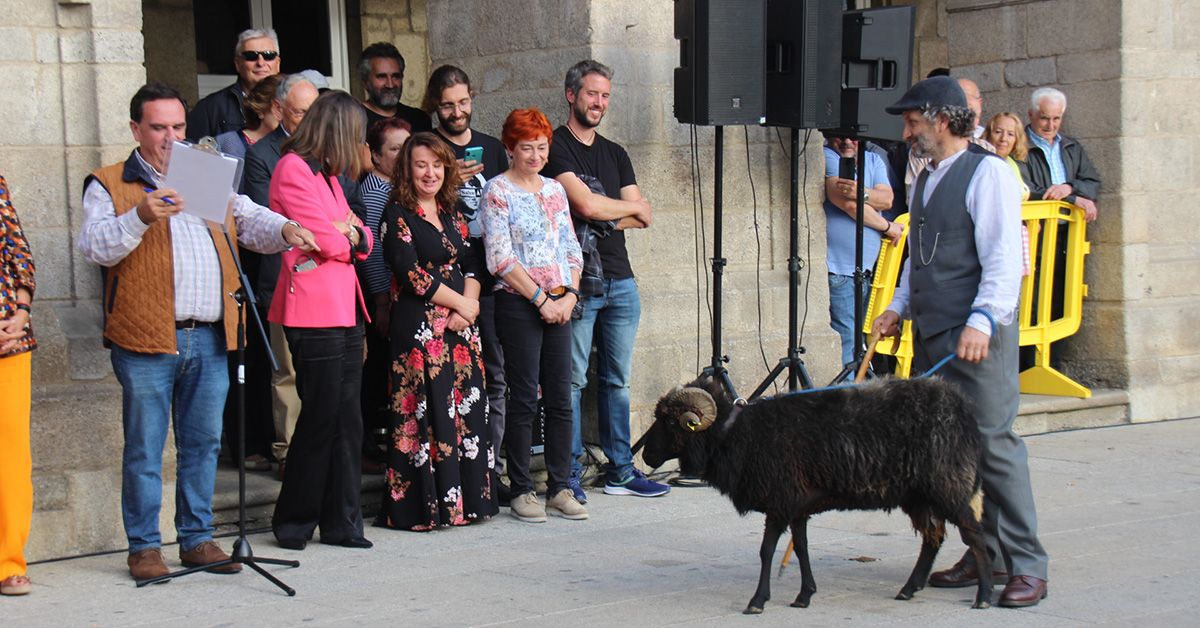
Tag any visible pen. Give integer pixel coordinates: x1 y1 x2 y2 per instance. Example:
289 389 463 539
143 187 176 206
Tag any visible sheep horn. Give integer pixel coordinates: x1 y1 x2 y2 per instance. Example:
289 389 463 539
677 387 717 432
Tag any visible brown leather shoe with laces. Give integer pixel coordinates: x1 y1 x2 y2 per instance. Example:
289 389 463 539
179 540 242 574
127 548 170 581
928 556 1007 588
998 575 1047 607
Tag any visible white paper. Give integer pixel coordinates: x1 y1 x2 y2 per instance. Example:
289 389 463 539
163 140 241 225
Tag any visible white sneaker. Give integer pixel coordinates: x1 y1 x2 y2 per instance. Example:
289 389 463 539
546 488 589 520
510 492 547 523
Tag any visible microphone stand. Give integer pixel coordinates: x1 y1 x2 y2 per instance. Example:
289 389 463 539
137 229 299 595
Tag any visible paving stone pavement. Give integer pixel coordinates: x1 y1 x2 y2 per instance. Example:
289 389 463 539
5 418 1199 626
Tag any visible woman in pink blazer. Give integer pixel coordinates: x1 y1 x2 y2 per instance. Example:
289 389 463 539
267 90 374 550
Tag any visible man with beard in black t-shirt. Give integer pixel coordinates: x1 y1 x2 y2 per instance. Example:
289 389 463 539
357 42 432 134
541 60 668 503
424 65 511 499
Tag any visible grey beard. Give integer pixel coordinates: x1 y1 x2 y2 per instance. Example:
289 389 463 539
373 91 401 108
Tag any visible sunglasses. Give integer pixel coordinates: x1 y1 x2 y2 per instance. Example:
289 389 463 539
240 50 279 62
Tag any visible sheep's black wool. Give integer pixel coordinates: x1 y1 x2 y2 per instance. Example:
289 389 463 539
644 376 994 613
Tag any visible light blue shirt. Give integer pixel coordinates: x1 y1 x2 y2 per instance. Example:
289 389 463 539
1027 130 1067 185
823 147 891 276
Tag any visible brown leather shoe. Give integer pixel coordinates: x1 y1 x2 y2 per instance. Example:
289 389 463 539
128 548 170 581
179 541 242 574
928 557 1007 588
998 575 1047 607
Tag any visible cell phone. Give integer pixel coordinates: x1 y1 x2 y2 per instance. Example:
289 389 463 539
838 156 856 181
293 256 318 273
464 146 484 164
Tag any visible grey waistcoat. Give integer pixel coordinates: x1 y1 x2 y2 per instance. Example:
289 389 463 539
909 149 990 338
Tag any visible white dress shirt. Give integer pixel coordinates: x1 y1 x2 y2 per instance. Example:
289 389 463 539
887 147 1023 336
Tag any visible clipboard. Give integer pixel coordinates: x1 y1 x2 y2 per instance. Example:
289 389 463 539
163 140 244 225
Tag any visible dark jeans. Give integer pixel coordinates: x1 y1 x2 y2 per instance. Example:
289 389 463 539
273 324 366 543
360 310 390 456
494 290 572 496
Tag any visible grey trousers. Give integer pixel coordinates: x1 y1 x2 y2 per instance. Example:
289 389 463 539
913 319 1050 580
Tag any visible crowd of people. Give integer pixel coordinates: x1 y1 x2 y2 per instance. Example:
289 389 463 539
0 31 1100 605
0 28 676 592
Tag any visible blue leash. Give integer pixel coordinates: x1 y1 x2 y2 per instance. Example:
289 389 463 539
762 308 997 402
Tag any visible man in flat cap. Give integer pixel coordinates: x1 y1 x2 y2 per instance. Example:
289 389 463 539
871 76 1049 608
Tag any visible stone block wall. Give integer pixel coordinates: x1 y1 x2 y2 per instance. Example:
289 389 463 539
427 0 840 451
0 0 148 560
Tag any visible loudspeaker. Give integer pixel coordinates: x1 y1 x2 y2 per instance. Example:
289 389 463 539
826 6 915 142
674 0 765 126
763 0 843 129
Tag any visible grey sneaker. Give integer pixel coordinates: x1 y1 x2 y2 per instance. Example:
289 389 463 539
546 488 590 520
510 492 547 523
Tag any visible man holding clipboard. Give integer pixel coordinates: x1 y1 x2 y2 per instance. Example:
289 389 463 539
77 83 317 582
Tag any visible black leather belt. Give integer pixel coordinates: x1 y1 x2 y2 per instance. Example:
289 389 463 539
175 319 219 329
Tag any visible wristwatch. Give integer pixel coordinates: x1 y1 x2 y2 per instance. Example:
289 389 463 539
564 286 580 298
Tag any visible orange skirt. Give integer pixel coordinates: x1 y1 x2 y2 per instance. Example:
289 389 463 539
0 351 32 579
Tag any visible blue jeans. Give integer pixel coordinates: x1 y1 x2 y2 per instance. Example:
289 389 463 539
828 273 869 367
570 277 640 482
111 327 228 553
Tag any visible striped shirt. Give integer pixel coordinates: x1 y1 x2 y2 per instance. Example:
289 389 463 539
78 151 291 322
355 171 395 296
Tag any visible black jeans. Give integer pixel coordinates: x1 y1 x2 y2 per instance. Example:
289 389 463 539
494 290 572 497
273 323 365 543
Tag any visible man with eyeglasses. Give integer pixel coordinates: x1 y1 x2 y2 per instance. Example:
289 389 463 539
187 28 281 142
422 65 510 499
357 42 431 134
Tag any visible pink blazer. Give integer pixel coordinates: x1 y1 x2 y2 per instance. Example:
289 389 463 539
267 152 372 328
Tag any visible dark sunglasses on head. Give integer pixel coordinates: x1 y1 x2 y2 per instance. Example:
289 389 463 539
240 50 279 62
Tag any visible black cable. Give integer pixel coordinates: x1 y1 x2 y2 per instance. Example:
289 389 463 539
28 524 275 565
797 129 814 350
745 127 771 375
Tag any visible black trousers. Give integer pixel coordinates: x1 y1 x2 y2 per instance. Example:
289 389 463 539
273 323 365 543
222 303 276 460
360 313 390 456
494 291 572 496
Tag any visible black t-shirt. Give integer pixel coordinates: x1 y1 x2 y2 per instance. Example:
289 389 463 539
543 125 637 279
435 128 508 290
363 101 432 134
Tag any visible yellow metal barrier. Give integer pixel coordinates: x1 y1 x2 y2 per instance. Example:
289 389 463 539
861 201 1092 398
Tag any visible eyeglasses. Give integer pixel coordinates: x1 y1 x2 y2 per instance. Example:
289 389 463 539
240 50 279 62
436 98 472 114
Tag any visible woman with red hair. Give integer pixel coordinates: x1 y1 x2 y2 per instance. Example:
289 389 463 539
481 108 585 523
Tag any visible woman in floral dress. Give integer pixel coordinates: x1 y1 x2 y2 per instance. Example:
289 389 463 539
378 132 498 530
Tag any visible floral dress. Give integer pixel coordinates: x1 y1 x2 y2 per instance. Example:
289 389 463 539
377 202 498 530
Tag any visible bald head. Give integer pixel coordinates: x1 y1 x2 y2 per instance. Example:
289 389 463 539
957 78 982 126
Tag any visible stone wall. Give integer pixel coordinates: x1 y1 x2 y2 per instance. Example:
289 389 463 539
940 0 1200 421
0 0 149 560
427 0 840 449
357 0 429 108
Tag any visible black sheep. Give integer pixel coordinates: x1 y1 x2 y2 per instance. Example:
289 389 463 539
642 376 993 613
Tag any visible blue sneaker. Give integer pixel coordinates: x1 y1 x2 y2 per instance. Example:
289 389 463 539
568 468 588 504
604 468 670 497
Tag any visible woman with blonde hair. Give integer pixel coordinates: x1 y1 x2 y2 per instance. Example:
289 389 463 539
268 90 374 550
985 112 1031 200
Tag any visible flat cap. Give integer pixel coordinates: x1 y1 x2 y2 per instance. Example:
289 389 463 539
885 76 967 114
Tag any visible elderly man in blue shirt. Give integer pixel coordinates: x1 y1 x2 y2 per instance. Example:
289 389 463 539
1024 87 1101 221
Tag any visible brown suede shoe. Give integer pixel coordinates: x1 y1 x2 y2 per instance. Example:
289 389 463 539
128 548 170 581
179 541 242 574
928 557 1007 588
998 575 1047 607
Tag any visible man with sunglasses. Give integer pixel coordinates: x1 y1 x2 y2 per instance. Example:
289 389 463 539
187 29 281 142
